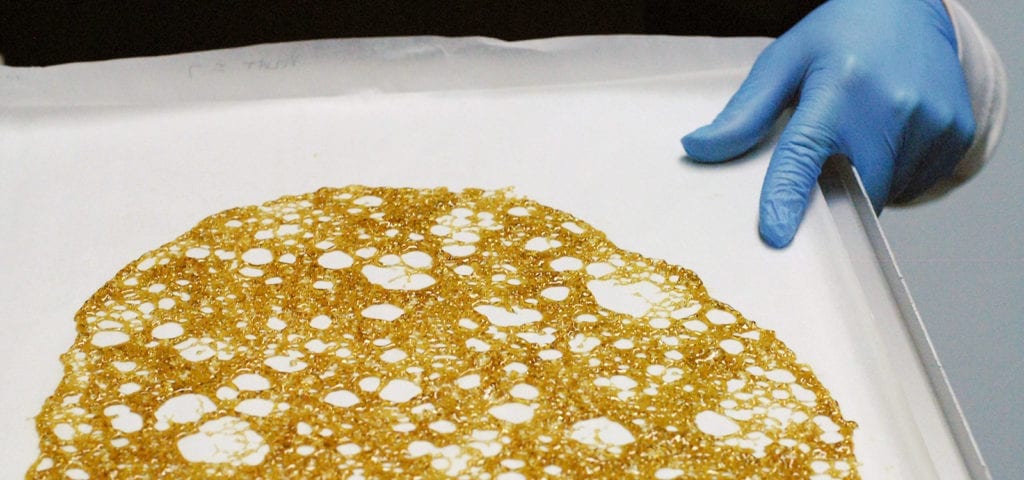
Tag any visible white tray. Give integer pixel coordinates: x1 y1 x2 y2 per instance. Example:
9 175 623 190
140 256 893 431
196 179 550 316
0 35 988 479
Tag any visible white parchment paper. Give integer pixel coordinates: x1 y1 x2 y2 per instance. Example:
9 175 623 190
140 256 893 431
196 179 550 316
0 36 968 479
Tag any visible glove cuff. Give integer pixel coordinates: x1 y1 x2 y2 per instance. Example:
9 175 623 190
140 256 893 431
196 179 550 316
923 0 1008 198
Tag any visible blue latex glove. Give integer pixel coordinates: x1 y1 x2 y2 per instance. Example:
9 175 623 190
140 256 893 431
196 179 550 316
682 0 975 248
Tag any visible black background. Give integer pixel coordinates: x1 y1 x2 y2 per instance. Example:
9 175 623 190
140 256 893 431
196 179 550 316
1 1 826 66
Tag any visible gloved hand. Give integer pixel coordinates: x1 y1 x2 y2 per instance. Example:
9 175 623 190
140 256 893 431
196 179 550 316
682 0 975 248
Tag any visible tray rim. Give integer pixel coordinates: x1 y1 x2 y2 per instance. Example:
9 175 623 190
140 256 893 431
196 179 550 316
819 157 990 480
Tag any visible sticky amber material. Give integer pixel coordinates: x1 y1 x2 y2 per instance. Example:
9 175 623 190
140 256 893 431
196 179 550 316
30 186 858 479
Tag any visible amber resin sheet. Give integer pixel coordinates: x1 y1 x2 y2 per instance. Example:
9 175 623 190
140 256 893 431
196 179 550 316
30 186 857 479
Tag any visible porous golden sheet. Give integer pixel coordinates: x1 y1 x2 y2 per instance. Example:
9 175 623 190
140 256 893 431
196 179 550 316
30 186 857 479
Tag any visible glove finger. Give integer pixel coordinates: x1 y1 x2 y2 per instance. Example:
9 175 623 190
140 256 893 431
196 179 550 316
882 122 930 206
839 91 921 214
758 78 839 248
844 128 902 214
683 41 804 163
892 115 974 202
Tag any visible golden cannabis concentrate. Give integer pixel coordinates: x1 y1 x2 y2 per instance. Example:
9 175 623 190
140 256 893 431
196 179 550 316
31 186 857 479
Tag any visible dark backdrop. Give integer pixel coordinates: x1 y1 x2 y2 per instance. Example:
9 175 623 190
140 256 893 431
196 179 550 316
1 1 825 66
